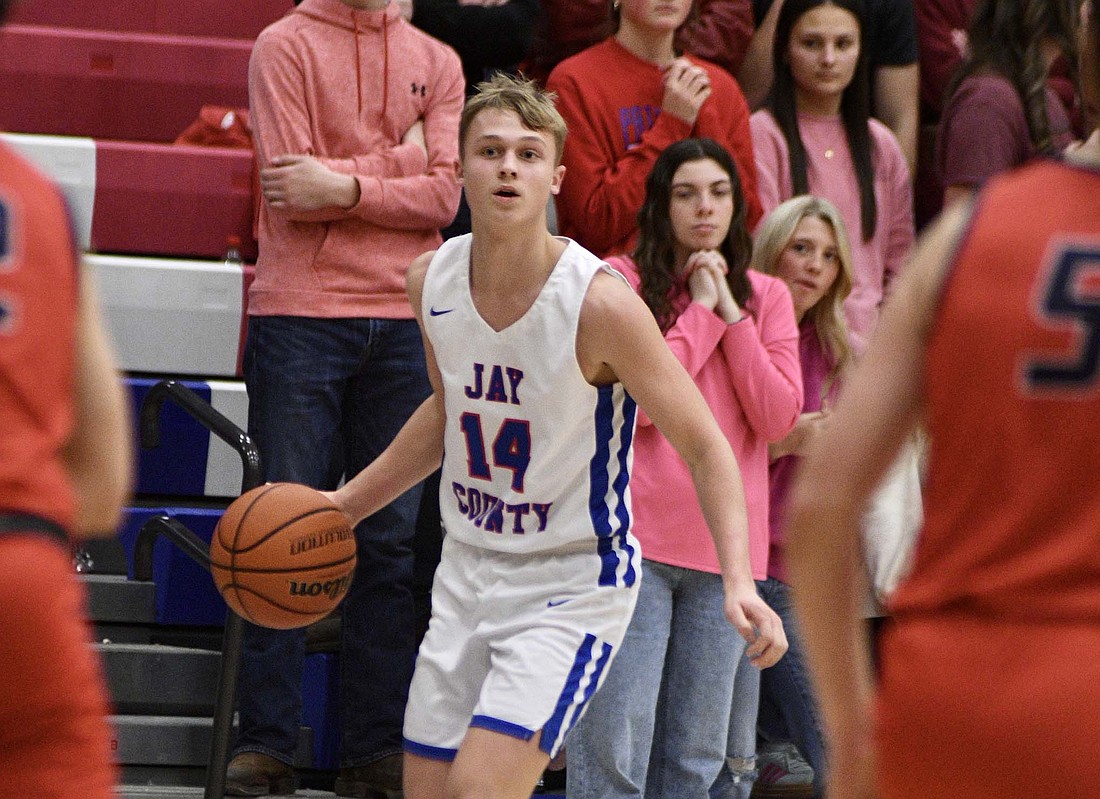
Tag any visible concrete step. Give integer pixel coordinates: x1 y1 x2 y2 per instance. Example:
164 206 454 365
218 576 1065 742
110 715 315 769
111 716 221 768
79 536 132 575
119 787 337 798
97 643 221 716
116 782 565 798
94 623 154 646
119 764 342 792
84 574 156 624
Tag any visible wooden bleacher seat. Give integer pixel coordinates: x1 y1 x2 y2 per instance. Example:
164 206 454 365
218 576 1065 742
2 133 257 261
7 0 291 41
88 253 246 378
0 24 252 143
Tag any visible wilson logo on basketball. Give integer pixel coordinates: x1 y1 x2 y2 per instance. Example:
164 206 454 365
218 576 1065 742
210 483 357 629
288 525 354 556
289 574 352 601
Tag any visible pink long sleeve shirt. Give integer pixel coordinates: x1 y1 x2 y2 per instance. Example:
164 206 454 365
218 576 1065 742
612 257 803 578
248 0 464 319
750 110 914 344
766 323 839 584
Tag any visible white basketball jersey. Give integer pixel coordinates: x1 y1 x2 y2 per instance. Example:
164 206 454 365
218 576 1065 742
422 234 639 586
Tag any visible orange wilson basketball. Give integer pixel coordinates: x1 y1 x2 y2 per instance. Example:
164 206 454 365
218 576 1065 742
210 482 357 629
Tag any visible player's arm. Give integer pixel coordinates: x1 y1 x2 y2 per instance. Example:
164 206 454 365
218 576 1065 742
63 269 134 538
328 251 446 526
785 199 970 799
578 272 786 668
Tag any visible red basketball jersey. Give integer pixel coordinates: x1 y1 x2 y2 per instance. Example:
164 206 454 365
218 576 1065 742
890 159 1100 622
0 141 79 531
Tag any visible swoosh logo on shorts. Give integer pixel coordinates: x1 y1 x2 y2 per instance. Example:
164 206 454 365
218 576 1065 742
547 598 572 608
429 306 454 316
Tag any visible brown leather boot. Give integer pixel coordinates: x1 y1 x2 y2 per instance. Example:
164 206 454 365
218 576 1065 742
334 753 404 798
225 752 298 797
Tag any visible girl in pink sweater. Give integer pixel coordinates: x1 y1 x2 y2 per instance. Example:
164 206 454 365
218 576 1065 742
567 138 800 799
750 0 913 347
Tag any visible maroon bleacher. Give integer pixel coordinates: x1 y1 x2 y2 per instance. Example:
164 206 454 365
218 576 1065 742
8 2 157 34
7 0 291 40
92 141 257 261
0 24 252 142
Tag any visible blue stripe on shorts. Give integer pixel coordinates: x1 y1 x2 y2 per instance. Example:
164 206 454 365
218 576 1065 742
540 633 614 755
403 737 458 761
470 714 537 741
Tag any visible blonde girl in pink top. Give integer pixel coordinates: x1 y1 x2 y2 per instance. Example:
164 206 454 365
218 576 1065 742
568 138 800 799
754 195 856 798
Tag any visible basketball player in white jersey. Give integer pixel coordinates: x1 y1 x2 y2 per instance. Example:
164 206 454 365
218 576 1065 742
328 73 786 799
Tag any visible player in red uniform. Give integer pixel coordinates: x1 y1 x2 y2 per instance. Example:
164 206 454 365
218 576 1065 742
0 3 133 794
785 2 1100 797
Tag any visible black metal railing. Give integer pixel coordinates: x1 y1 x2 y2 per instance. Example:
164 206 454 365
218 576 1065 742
138 379 260 799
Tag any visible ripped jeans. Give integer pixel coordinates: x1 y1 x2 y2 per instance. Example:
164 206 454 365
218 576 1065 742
709 645 761 799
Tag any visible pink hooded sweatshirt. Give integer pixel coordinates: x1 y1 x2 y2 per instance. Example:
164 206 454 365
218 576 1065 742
248 0 464 319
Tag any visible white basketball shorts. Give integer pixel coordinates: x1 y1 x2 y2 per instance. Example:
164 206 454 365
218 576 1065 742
403 534 640 759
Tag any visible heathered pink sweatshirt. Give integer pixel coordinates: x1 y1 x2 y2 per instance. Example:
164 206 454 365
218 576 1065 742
248 0 464 319
612 257 803 579
767 324 838 584
750 110 914 345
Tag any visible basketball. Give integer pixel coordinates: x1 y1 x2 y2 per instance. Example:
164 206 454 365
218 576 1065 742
209 483 357 629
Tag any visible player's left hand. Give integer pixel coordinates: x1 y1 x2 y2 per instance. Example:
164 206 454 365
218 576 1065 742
261 154 356 212
724 583 787 668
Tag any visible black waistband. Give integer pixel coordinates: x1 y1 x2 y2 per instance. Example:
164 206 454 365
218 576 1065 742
0 513 69 545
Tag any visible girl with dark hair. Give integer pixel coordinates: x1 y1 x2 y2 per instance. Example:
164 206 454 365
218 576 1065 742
937 0 1078 207
751 0 913 346
567 138 800 799
546 0 763 259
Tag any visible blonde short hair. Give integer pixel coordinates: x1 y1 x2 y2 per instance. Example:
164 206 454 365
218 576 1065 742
459 73 568 164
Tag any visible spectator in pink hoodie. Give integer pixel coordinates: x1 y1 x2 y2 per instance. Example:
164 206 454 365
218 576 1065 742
568 138 798 799
227 0 464 796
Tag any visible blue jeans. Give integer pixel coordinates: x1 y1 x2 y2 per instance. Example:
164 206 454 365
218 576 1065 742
710 617 760 799
567 559 753 799
756 577 826 797
234 316 431 767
